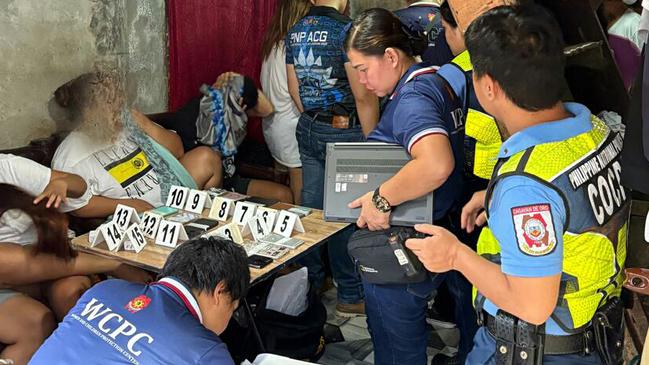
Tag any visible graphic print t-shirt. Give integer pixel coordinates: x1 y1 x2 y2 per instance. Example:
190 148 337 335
53 131 163 207
285 6 355 113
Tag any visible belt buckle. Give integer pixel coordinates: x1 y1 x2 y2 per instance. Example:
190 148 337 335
332 115 350 129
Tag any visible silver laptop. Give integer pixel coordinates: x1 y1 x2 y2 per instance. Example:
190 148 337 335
324 142 434 227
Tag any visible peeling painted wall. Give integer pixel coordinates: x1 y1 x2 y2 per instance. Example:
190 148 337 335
124 0 167 114
0 0 167 149
0 1 98 148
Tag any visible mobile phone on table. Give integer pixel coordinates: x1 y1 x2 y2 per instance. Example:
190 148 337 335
248 254 273 269
244 196 279 207
184 225 206 239
151 206 179 217
189 218 219 230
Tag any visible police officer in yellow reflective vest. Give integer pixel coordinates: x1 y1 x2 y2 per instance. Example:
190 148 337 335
437 0 501 193
406 4 629 365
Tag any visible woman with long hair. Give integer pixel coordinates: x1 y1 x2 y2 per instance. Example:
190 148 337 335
260 0 312 204
344 8 475 364
0 155 150 365
52 70 224 218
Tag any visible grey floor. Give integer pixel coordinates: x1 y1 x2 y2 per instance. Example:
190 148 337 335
317 288 459 365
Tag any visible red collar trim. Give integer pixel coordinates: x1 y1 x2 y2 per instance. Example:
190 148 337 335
154 277 203 324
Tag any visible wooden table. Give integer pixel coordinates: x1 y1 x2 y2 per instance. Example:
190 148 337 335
72 203 350 284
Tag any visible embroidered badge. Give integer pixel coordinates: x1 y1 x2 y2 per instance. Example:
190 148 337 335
511 204 557 256
125 295 151 313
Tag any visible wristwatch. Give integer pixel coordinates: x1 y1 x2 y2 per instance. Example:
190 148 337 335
372 186 392 213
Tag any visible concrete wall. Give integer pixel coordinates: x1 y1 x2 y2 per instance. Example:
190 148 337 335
124 0 167 115
0 0 167 149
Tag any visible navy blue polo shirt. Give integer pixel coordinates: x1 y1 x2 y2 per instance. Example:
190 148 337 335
394 2 454 66
369 63 465 220
285 6 355 113
30 277 234 365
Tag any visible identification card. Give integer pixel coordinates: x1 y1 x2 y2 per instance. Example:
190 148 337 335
254 243 290 259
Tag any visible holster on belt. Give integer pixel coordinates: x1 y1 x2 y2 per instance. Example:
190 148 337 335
592 297 624 365
493 310 544 365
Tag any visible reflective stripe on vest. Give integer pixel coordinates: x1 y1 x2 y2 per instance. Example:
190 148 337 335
474 116 630 331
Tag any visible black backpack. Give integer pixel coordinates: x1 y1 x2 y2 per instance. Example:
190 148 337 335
254 287 327 362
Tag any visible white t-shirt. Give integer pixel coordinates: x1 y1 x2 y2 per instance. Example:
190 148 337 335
260 42 302 168
53 131 164 208
610 9 643 50
0 154 87 246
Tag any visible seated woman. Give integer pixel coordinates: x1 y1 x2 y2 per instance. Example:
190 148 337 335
52 70 225 218
159 71 293 204
0 154 150 365
53 71 291 219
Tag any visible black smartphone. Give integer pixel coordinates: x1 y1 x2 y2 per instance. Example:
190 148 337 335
184 225 206 239
248 254 273 269
244 196 279 207
189 218 219 230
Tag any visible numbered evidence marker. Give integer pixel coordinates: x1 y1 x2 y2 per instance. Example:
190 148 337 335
140 212 163 239
232 201 258 226
246 215 271 242
208 197 235 222
155 220 189 248
111 204 141 232
256 207 278 232
122 224 147 253
273 210 305 238
166 185 190 210
91 221 125 252
185 189 213 214
208 222 244 244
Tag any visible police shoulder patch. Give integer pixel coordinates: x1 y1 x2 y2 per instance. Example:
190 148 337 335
511 204 557 257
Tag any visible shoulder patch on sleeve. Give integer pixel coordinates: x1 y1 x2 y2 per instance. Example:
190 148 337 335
511 204 557 257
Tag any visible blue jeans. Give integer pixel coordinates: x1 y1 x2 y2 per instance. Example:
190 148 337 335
467 327 604 364
444 270 478 363
364 274 446 365
295 113 365 304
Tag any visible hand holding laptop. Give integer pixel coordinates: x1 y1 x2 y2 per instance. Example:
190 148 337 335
348 191 390 231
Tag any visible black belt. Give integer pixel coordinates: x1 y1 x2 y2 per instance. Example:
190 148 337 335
304 110 357 127
483 311 596 356
304 110 334 123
